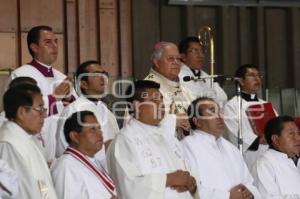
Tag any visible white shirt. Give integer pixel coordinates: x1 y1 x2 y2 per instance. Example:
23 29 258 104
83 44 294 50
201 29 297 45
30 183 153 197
0 159 18 198
9 61 78 164
179 64 228 107
181 130 261 199
106 116 198 199
252 149 300 198
51 153 113 199
0 121 57 199
223 96 269 169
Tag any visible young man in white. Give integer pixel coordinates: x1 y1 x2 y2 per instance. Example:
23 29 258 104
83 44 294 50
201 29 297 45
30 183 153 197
0 84 57 199
55 60 119 167
8 25 77 164
178 37 227 107
107 80 198 199
252 116 300 198
51 111 118 199
223 64 271 169
181 97 260 199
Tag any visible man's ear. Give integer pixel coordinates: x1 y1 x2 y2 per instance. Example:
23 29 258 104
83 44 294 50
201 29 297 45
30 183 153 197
132 100 140 111
16 106 27 122
69 131 80 144
153 59 160 69
30 43 39 55
271 134 279 147
180 53 187 62
80 80 88 91
192 117 201 128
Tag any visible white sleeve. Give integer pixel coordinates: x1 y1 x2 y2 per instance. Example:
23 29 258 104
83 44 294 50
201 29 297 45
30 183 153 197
181 139 230 199
106 135 166 199
51 160 89 199
223 101 257 149
0 143 41 199
251 158 298 199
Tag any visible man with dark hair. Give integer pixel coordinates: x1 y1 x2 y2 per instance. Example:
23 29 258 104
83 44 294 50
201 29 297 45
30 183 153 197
182 97 260 199
55 60 119 167
107 80 198 199
252 116 300 197
0 84 57 199
51 111 118 199
223 64 273 169
178 36 227 106
8 25 77 165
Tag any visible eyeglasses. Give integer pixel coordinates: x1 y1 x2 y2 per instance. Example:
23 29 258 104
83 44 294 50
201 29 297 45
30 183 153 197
24 106 48 114
245 73 263 79
187 48 204 54
164 56 182 63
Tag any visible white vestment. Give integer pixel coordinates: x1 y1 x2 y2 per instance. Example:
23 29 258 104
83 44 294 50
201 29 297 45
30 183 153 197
223 96 269 169
181 130 261 199
0 159 18 198
0 121 57 199
9 61 78 164
252 149 300 198
179 64 228 107
145 68 194 114
55 96 119 167
51 153 113 199
106 116 198 199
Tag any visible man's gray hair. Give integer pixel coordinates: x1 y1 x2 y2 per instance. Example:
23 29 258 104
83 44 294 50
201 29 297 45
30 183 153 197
150 42 177 63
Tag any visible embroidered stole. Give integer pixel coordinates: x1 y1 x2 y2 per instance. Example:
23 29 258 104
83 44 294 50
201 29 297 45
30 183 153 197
64 147 115 194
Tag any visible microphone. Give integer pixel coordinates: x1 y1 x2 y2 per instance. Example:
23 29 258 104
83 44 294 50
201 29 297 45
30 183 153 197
183 75 224 82
183 75 240 82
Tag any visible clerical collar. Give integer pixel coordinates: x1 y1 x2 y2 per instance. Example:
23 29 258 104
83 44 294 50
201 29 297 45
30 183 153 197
241 92 258 102
190 68 201 77
86 96 100 104
29 59 54 77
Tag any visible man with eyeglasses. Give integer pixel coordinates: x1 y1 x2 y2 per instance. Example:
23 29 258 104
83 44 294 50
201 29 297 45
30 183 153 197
252 116 300 197
145 41 193 139
55 60 119 168
178 37 227 107
223 64 273 169
0 84 57 199
8 25 78 165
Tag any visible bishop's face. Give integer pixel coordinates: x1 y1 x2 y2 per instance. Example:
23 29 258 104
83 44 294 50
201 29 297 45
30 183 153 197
153 45 181 81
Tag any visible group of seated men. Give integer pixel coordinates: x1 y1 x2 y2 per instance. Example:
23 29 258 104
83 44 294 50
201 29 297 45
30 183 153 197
0 25 299 199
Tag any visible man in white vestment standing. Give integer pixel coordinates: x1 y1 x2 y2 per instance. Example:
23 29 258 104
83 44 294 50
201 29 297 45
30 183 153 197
223 64 270 169
8 25 77 165
107 80 198 199
55 60 119 162
0 84 57 199
252 116 300 198
181 97 260 199
178 36 227 107
51 111 118 199
145 41 193 138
